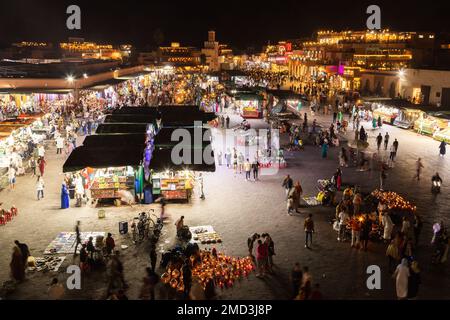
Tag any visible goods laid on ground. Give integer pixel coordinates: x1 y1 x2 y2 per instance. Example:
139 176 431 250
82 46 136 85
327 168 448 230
189 226 222 245
44 231 105 254
303 196 321 206
28 256 66 272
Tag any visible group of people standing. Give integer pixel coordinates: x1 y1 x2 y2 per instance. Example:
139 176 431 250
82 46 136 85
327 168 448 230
218 148 260 182
247 233 275 278
282 174 303 215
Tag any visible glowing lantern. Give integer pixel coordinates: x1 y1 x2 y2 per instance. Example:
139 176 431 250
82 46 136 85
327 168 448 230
170 278 178 288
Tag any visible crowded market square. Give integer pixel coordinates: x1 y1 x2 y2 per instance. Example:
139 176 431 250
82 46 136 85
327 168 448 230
0 0 450 306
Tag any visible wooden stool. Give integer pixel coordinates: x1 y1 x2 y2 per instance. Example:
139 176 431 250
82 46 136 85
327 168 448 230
98 209 105 219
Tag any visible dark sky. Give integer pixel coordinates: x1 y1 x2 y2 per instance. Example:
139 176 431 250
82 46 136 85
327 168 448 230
0 0 448 49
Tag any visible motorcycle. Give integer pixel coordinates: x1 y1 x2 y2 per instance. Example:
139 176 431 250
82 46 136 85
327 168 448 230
131 210 164 244
432 180 441 194
149 210 164 242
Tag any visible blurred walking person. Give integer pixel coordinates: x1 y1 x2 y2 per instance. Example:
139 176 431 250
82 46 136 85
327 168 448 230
36 176 45 200
393 258 410 300
304 214 315 249
413 158 424 181
439 141 446 157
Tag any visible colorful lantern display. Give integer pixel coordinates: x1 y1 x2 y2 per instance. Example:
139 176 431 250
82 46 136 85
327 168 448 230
161 249 255 292
371 190 416 213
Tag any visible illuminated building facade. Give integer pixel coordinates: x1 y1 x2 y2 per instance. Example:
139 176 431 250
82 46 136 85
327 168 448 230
264 41 293 70
202 31 220 71
158 42 201 66
60 38 123 60
288 29 437 95
0 39 128 62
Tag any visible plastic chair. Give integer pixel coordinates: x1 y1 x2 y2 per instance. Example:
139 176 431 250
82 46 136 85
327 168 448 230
5 211 12 222
0 215 5 225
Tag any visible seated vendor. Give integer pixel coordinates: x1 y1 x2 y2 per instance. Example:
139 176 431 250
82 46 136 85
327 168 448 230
175 216 185 234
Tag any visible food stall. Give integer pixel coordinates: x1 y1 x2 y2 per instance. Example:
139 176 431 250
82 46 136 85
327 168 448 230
151 169 194 201
0 117 49 170
372 104 399 125
148 144 215 203
235 93 263 119
413 113 446 135
30 114 55 139
393 108 425 129
89 167 136 200
63 145 146 206
431 113 450 142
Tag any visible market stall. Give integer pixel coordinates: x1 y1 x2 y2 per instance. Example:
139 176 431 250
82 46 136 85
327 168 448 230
148 145 215 202
89 167 136 201
95 123 152 135
63 145 145 205
393 108 425 129
372 104 399 125
434 128 450 143
234 93 263 119
151 169 195 201
413 113 446 135
0 116 51 178
428 112 450 142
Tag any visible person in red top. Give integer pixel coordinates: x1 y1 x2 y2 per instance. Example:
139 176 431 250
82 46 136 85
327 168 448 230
105 233 115 255
255 239 268 278
351 218 362 249
38 157 46 177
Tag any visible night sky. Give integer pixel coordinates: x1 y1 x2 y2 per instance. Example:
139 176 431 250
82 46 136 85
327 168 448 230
0 0 448 49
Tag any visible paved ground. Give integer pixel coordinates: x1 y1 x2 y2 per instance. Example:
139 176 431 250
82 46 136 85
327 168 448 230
1 110 449 300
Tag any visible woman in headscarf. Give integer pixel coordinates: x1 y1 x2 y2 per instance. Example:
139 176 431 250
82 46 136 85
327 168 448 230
10 246 25 282
407 260 421 300
382 212 394 243
61 183 70 209
393 258 410 300
321 140 329 159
